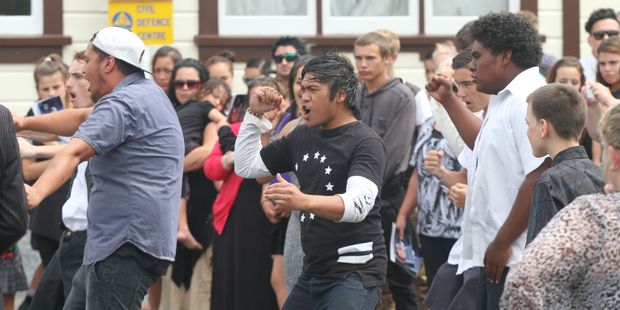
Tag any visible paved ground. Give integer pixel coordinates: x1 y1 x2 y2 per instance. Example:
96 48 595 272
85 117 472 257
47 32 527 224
14 231 40 306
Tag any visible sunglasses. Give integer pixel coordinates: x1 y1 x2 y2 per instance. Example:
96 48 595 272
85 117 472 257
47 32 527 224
273 53 299 64
592 30 620 40
173 80 201 90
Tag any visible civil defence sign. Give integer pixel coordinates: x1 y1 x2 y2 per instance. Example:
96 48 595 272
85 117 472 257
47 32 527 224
108 0 173 44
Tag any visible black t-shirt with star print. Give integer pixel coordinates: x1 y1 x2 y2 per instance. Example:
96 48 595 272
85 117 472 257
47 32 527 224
260 121 387 288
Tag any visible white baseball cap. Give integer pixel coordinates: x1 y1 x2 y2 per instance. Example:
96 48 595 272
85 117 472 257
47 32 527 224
91 26 151 74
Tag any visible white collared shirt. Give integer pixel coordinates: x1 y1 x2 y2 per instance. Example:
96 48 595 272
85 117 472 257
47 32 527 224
414 90 433 125
461 67 546 268
448 147 474 275
61 161 89 231
580 53 597 83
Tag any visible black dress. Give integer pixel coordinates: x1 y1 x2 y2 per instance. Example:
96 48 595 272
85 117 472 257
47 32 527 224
210 178 277 310
171 100 219 289
170 170 218 289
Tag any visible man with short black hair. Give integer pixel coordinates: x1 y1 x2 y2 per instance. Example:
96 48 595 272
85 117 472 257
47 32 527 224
235 53 387 309
581 8 620 82
19 27 184 309
272 36 307 94
426 12 550 309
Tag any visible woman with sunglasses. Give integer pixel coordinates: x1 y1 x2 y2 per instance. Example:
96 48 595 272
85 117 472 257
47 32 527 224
164 58 226 310
204 77 280 310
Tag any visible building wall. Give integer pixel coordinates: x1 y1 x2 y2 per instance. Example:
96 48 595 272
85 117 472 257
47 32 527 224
2 0 616 114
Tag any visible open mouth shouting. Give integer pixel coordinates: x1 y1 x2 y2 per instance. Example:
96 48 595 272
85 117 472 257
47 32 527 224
302 104 311 121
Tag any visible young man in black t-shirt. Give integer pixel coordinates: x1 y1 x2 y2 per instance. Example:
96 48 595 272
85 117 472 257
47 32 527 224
234 53 387 309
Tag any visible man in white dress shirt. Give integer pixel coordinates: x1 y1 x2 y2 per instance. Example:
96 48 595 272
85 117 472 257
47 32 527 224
426 12 550 310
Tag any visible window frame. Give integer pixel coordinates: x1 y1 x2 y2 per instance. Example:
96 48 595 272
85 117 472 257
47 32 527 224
218 0 317 36
196 0 540 62
0 0 43 35
423 0 521 35
321 0 419 35
0 0 71 64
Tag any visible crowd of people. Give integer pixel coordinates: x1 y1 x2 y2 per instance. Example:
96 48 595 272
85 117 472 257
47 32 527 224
1 7 620 310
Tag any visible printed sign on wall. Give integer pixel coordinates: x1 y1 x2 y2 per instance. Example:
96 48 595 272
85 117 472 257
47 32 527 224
108 0 173 44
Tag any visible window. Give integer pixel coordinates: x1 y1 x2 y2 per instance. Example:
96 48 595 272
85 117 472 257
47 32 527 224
197 0 540 63
322 0 418 35
0 0 43 35
424 0 520 35
0 0 70 64
218 0 317 36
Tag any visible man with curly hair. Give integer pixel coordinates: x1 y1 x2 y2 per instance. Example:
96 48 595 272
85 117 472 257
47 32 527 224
425 12 550 309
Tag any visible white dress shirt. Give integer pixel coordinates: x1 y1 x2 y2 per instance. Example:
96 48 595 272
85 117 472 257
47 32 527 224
414 90 433 125
580 53 597 83
447 147 475 275
461 67 546 268
61 161 89 231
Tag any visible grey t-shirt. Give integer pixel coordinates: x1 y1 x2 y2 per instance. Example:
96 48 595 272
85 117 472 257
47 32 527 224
75 73 184 265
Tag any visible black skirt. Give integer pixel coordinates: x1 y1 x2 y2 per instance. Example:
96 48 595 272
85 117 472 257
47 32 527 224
210 178 278 310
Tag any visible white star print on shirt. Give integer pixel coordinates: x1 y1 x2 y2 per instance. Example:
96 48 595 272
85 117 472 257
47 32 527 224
309 213 315 220
314 151 320 159
303 153 309 162
295 163 298 171
325 166 332 175
320 155 327 163
301 213 306 222
325 182 334 191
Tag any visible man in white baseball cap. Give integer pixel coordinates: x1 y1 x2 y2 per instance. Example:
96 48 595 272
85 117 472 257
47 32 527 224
20 26 184 309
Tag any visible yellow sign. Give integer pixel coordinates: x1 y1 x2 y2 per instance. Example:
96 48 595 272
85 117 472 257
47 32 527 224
108 0 173 45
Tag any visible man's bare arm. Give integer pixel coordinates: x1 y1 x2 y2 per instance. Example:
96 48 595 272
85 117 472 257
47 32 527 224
25 138 96 209
426 74 482 149
484 158 551 283
14 108 93 136
17 138 65 159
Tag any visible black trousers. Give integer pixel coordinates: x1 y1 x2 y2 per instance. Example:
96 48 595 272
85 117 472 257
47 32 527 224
30 230 87 310
381 202 418 310
418 234 457 287
31 232 60 267
476 267 509 310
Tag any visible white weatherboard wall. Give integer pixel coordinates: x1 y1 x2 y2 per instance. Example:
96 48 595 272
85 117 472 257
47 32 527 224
2 0 618 114
3 0 200 115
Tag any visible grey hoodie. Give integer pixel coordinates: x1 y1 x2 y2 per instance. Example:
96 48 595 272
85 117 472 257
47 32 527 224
356 77 417 182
